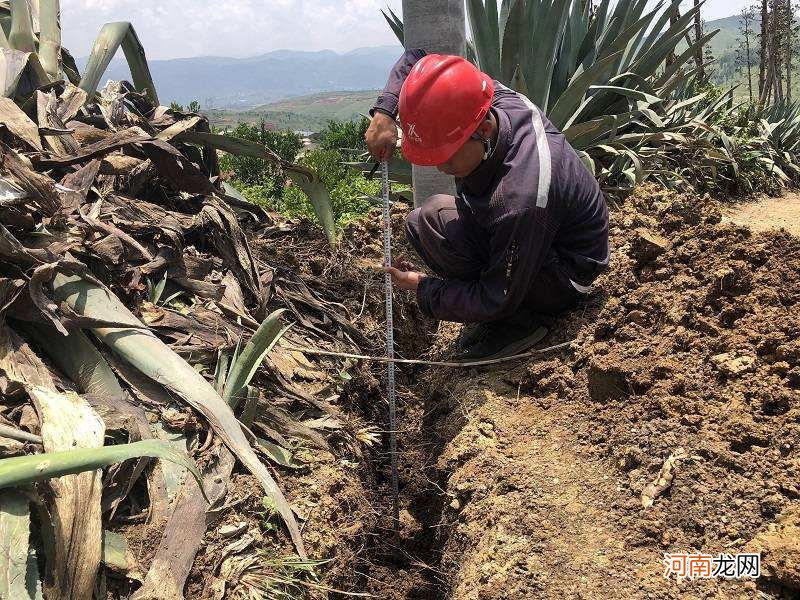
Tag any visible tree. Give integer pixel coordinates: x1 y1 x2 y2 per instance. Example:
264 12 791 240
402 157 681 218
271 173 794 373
760 0 781 104
783 0 799 100
401 0 465 206
737 6 758 101
188 100 201 113
218 121 302 196
666 3 681 66
762 0 796 103
693 0 705 80
702 20 716 81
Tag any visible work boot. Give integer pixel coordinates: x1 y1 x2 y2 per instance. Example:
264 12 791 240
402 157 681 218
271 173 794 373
455 322 487 351
454 310 550 361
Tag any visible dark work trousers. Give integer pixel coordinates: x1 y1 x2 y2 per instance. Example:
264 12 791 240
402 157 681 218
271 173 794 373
405 194 586 323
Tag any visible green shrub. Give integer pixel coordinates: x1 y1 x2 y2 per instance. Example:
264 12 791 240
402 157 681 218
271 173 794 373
318 117 370 154
280 148 378 229
219 122 303 196
223 118 393 231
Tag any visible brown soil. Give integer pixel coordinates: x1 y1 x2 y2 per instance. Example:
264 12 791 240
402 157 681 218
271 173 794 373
189 186 800 599
406 185 800 599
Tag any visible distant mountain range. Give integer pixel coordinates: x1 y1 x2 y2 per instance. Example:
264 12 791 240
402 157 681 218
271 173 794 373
77 13 765 113
78 45 403 109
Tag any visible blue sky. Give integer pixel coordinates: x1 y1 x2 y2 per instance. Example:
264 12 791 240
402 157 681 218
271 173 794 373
60 0 750 60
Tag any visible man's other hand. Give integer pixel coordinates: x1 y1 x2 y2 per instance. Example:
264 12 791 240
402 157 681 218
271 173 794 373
366 112 398 161
384 256 426 291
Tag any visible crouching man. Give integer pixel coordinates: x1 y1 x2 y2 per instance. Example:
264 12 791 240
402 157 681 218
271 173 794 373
366 51 610 360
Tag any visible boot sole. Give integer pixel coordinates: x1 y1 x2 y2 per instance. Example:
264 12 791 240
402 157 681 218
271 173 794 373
455 325 550 362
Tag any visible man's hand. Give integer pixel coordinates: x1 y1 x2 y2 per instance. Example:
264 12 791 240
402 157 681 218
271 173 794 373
365 112 398 161
384 256 426 291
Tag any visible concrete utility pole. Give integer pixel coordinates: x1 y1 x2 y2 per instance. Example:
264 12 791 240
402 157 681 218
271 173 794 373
401 0 465 206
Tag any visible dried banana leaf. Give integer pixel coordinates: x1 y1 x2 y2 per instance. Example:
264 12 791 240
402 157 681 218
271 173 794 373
0 96 42 150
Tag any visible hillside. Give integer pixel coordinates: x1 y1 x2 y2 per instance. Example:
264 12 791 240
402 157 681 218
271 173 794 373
79 46 401 109
674 13 800 97
706 14 742 59
207 90 378 132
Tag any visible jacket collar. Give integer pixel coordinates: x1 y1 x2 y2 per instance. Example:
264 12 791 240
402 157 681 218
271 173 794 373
457 106 512 198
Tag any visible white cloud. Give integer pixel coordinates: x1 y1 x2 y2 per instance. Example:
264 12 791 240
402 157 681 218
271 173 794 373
59 0 744 61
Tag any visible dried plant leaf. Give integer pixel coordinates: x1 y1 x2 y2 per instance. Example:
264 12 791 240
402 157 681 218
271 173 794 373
0 48 34 97
28 386 105 600
0 96 42 151
51 273 306 557
0 324 56 397
59 160 100 214
641 448 686 509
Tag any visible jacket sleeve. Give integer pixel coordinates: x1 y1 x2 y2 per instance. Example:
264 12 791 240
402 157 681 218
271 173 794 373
416 204 562 323
370 48 427 118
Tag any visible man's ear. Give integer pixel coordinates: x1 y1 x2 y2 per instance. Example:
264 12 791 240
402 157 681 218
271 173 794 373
477 116 493 138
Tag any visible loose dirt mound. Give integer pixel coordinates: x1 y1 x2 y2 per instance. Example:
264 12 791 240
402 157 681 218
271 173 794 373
401 185 800 599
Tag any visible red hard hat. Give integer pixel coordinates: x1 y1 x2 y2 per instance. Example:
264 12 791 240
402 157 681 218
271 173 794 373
398 54 494 166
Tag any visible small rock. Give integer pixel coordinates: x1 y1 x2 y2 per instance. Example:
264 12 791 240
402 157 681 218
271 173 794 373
681 414 702 426
218 522 248 538
626 310 649 326
760 494 784 517
770 361 791 376
787 368 800 388
477 420 496 438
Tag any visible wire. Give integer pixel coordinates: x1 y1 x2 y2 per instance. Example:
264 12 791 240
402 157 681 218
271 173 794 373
281 340 573 368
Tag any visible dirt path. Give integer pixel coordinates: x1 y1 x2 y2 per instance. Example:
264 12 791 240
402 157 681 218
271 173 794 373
723 192 800 236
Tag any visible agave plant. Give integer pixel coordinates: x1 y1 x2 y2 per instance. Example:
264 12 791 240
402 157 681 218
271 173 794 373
760 100 800 166
383 0 722 188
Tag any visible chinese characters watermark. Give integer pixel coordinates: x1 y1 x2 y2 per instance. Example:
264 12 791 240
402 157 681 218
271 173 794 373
664 553 761 580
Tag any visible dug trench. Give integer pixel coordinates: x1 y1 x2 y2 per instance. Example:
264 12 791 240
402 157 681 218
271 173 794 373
184 185 800 599
332 184 800 600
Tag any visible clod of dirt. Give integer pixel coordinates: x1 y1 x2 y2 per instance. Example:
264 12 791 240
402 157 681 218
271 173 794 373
586 356 631 402
708 263 753 298
629 227 669 264
749 511 800 591
710 352 757 377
